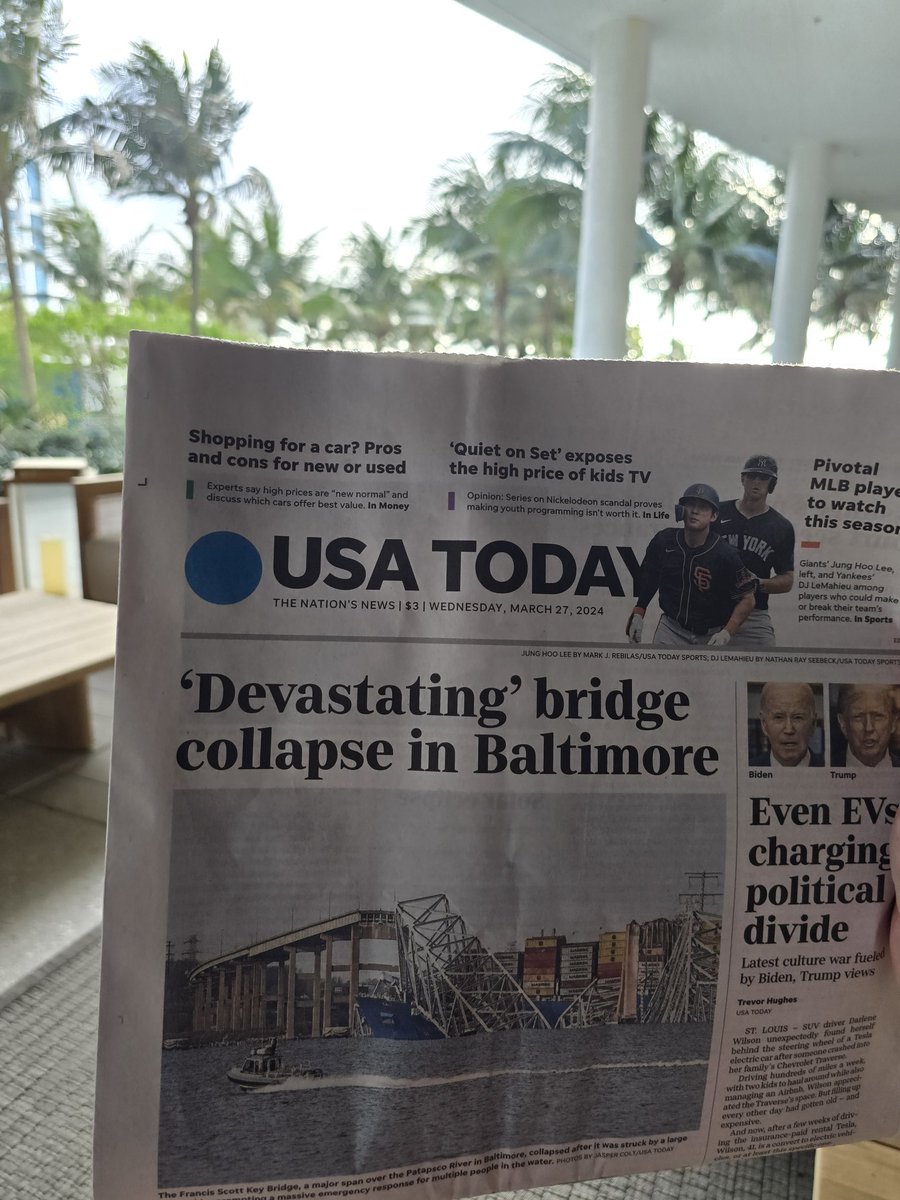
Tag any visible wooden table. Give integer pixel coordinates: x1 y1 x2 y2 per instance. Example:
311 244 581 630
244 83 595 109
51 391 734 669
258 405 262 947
0 591 117 750
814 1138 900 1200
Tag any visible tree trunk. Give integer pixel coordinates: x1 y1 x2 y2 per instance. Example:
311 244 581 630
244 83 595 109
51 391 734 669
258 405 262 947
494 277 508 354
186 194 200 336
0 192 38 411
541 285 554 357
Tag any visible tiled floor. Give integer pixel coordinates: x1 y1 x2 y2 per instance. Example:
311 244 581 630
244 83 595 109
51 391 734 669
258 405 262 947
0 669 112 1004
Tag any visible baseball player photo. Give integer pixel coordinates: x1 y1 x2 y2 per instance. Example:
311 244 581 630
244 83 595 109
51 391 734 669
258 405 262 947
626 483 757 647
713 454 795 647
748 682 824 768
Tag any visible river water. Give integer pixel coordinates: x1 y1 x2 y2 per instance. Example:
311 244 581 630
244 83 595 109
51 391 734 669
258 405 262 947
158 1022 713 1187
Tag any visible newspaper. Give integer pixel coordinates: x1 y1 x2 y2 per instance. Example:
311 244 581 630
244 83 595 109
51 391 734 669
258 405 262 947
94 332 900 1200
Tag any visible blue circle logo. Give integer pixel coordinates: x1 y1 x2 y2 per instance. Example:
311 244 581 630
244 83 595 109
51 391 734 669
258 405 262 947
185 532 262 604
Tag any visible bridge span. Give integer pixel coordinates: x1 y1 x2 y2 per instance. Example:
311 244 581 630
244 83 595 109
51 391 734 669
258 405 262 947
182 896 720 1042
189 909 397 1039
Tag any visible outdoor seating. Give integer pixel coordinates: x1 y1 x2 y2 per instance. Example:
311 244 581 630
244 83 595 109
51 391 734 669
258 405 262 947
0 590 117 750
74 474 123 604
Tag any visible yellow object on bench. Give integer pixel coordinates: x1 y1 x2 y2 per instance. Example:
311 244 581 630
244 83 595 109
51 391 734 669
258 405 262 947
0 590 117 750
40 538 68 596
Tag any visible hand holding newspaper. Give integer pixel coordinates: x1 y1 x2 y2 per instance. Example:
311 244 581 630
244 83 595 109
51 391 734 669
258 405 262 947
94 333 900 1199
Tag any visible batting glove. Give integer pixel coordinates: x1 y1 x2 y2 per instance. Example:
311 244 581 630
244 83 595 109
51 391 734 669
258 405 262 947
708 629 731 647
626 609 644 644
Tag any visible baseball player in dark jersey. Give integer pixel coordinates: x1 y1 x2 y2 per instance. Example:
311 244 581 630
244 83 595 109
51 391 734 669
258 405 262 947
626 484 757 647
713 455 795 647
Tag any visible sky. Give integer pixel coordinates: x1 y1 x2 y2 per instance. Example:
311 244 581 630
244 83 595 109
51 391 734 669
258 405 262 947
167 789 724 961
52 0 551 271
48 0 892 367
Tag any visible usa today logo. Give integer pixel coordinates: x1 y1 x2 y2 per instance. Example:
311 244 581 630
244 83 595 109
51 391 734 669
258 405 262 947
184 532 262 604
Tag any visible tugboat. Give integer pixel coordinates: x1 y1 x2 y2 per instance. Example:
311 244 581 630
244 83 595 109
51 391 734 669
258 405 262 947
226 1039 324 1090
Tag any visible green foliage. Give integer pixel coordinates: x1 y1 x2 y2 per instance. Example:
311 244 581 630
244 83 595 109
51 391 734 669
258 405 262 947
0 0 82 409
326 225 419 352
83 42 253 206
158 206 324 339
78 41 266 333
0 295 252 473
414 156 580 355
0 22 893 442
640 124 778 334
492 63 589 186
345 62 781 356
814 203 896 340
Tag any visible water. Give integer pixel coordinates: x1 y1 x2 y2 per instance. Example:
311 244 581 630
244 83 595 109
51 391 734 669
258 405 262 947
158 1022 712 1187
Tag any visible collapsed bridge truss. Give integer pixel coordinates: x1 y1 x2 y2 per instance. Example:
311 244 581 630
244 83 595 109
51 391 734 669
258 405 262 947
386 896 719 1036
395 894 551 1036
642 910 721 1023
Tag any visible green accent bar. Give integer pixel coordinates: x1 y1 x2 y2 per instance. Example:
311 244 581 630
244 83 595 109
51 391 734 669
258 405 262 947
186 479 194 499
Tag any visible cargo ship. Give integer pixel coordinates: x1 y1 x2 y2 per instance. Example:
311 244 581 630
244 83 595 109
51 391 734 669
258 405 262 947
355 997 444 1039
355 996 572 1039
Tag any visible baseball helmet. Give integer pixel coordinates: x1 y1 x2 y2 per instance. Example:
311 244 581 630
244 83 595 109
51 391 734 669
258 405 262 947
678 483 720 516
742 454 778 492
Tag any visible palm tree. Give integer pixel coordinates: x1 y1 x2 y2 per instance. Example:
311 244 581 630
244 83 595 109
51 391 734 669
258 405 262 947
0 0 73 410
231 204 319 339
416 156 577 354
35 202 154 304
157 218 249 326
328 226 411 351
813 202 896 342
79 42 265 334
159 204 323 341
492 63 589 188
493 66 779 346
640 125 778 336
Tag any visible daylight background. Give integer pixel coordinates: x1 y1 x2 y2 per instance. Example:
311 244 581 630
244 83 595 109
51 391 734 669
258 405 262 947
167 789 725 959
1 0 897 475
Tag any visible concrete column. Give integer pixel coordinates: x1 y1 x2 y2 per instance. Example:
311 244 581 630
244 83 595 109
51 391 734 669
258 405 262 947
323 935 334 1033
192 980 203 1034
770 142 830 364
348 925 360 1019
251 963 263 1031
276 963 286 1032
286 947 297 1039
215 968 227 1033
242 969 253 1032
203 973 214 1032
231 962 243 1032
573 18 650 360
312 948 322 1037
886 256 900 370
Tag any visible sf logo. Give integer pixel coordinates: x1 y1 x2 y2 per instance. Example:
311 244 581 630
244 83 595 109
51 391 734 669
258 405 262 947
693 565 712 592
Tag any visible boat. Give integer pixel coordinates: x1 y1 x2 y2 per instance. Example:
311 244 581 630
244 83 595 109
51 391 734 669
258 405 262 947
226 1039 324 1090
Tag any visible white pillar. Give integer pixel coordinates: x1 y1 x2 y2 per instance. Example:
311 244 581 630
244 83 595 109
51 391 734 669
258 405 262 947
886 256 900 371
573 18 649 360
770 142 829 364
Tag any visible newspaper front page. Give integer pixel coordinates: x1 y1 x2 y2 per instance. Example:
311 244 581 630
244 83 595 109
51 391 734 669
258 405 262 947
94 332 900 1200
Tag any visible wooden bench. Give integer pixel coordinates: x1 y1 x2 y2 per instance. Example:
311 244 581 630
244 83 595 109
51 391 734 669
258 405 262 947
0 590 117 750
814 1137 900 1200
74 473 123 603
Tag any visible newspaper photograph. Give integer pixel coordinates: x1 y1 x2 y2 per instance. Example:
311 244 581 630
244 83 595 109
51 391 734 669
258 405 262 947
94 333 900 1200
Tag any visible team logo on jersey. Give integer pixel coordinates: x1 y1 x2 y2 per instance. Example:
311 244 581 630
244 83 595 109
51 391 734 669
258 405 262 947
693 564 712 591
